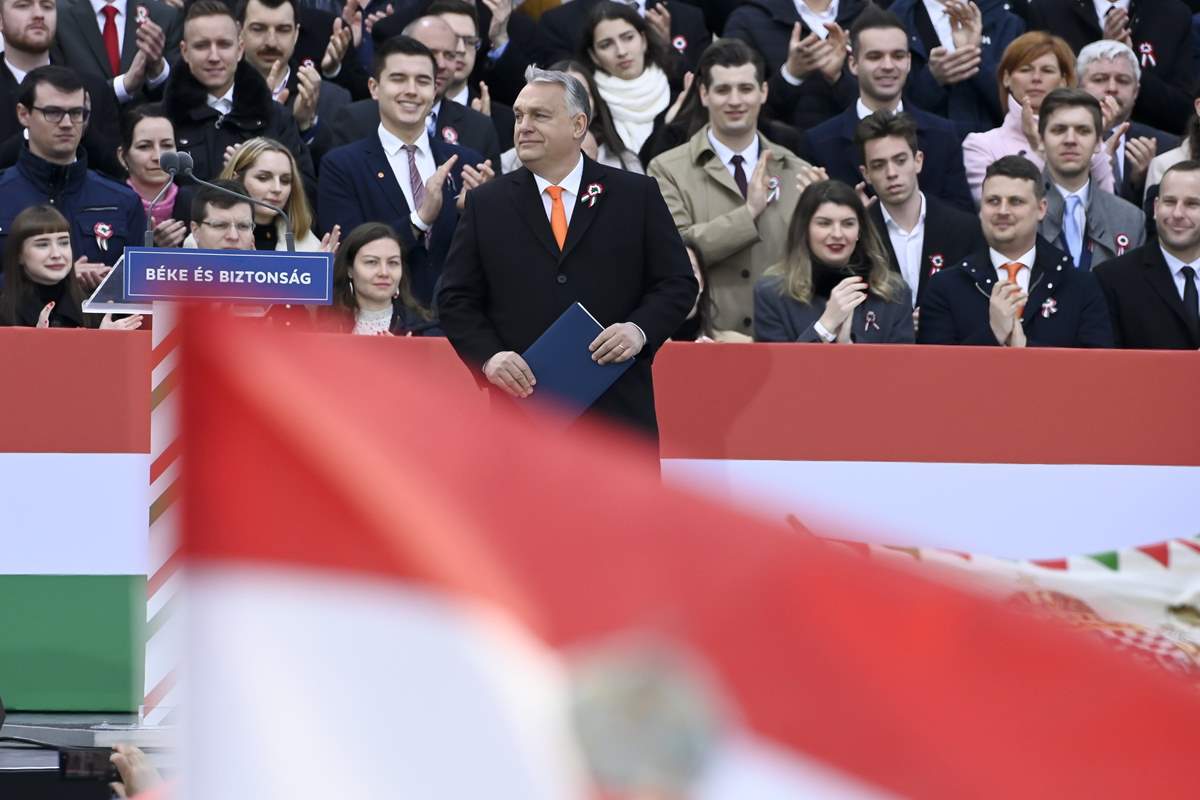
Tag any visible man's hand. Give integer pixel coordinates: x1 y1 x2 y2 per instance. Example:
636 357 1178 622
816 22 848 83
795 164 829 193
590 322 643 364
664 71 693 124
945 0 982 50
482 0 512 48
816 275 868 333
137 18 166 79
153 218 188 248
322 18 353 77
456 160 495 210
1125 136 1158 185
340 0 364 48
293 62 322 132
109 744 162 799
416 155 459 226
483 351 535 397
785 24 826 80
645 2 671 45
470 81 492 116
745 150 774 218
74 257 111 293
1102 6 1133 48
222 142 243 169
988 279 1027 346
364 4 393 35
266 58 288 99
122 49 148 95
1099 94 1122 135
853 180 878 210
35 301 54 328
928 46 981 86
1103 121 1130 163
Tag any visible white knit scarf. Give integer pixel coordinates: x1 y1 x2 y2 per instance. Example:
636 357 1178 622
593 64 670 154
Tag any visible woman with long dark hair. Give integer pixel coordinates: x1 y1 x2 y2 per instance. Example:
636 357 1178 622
118 104 188 248
753 181 912 344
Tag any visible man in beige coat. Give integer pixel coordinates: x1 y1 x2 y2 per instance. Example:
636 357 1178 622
648 39 814 336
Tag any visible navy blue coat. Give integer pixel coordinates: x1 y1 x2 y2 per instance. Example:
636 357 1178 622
798 105 974 212
0 146 145 268
889 0 1024 136
918 238 1113 347
317 134 481 307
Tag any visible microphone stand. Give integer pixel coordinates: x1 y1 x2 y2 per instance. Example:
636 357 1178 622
143 152 182 247
177 153 296 252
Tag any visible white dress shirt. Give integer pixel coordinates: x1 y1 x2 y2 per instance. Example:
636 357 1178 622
448 85 469 108
921 0 956 52
781 0 840 85
206 85 234 116
5 56 49 85
531 153 584 227
1160 245 1200 309
1093 0 1130 29
856 98 903 119
1053 180 1090 242
706 128 759 183
90 0 170 103
428 98 443 135
881 192 927 305
378 123 436 232
989 244 1035 292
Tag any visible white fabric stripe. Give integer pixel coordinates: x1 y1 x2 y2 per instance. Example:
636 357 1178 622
149 391 178 466
147 570 180 620
664 460 1200 560
696 733 893 799
148 459 180 516
0 453 148 574
148 502 179 579
150 347 179 392
185 566 588 800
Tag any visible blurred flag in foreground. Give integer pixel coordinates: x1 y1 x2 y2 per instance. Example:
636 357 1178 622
180 313 1200 799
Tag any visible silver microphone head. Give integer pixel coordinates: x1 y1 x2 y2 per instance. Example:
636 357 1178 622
176 151 195 175
159 151 180 175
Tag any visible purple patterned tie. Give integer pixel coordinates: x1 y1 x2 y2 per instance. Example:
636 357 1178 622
404 144 426 211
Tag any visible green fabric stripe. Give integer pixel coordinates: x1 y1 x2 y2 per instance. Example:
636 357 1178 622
1088 551 1120 571
0 575 144 711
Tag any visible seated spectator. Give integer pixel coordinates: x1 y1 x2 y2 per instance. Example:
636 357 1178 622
330 15 502 166
670 239 753 342
577 2 680 157
888 0 1024 136
1145 81 1200 201
1077 39 1179 206
962 31 1115 205
503 60 642 174
163 0 316 189
725 0 864 131
189 179 255 250
1095 160 1200 349
237 0 353 169
1036 88 1145 270
854 111 983 312
429 0 516 154
539 0 710 73
0 0 123 177
919 155 1113 347
318 35 485 307
0 204 142 328
0 66 145 295
53 0 180 106
320 221 439 335
754 179 914 344
1028 0 1194 134
649 38 813 338
799 6 972 211
118 103 190 248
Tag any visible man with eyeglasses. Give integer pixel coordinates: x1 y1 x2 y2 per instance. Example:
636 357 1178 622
0 65 144 290
189 180 256 250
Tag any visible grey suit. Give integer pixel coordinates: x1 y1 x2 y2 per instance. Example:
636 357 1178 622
1040 171 1146 270
753 274 915 343
53 0 181 95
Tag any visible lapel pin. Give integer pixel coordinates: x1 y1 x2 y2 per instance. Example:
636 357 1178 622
766 176 780 203
672 35 688 53
441 126 459 145
582 182 604 208
1138 42 1157 68
135 5 148 24
929 253 944 275
1115 233 1130 256
864 310 880 331
93 222 112 252
1041 297 1058 318
377 171 385 178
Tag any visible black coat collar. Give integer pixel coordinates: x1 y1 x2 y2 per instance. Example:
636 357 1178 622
17 144 90 196
961 237 1074 323
165 60 275 128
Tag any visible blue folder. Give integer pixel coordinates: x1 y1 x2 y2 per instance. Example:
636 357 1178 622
521 302 634 422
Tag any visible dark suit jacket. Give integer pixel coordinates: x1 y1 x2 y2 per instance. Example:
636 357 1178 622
317 133 479 306
295 5 372 102
538 0 711 72
437 156 698 438
753 274 915 343
1094 244 1200 349
329 97 502 167
466 86 514 153
868 194 984 306
1114 121 1180 205
53 0 182 99
281 60 352 170
918 237 1114 347
799 105 973 212
1028 0 1195 134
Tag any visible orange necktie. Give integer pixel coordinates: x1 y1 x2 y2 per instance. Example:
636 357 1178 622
1003 261 1025 317
545 185 568 250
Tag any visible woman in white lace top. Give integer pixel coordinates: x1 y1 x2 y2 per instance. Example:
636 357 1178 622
324 223 438 336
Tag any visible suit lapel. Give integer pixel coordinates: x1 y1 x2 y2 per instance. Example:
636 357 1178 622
559 157 604 264
1071 0 1104 38
869 203 901 274
364 137 412 220
122 0 141 72
435 100 463 145
511 168 560 260
1022 244 1071 325
1142 245 1197 338
69 0 114 79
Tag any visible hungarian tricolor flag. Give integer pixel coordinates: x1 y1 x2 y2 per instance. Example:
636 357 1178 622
180 313 1200 799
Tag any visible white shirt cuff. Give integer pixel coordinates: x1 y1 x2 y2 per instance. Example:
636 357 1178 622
812 320 837 342
780 64 804 86
632 323 647 349
410 210 431 233
114 60 171 103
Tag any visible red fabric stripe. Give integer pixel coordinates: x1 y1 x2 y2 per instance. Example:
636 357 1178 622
142 669 176 715
1138 542 1171 567
150 440 181 486
181 315 1200 800
147 550 180 598
151 326 181 372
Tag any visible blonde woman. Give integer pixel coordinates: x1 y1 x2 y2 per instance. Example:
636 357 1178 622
753 181 913 344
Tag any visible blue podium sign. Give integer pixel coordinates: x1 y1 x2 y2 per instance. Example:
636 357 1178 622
122 247 334 305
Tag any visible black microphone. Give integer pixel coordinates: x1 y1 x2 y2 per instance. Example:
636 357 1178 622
144 151 183 247
175 152 296 252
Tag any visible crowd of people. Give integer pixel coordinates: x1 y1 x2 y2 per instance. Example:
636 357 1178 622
0 0 1197 352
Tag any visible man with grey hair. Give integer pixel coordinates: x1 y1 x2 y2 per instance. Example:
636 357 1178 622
1077 39 1179 205
439 66 698 448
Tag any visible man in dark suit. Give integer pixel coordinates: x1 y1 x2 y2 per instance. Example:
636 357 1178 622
799 6 972 211
539 0 711 72
1095 160 1200 349
430 0 514 152
329 14 501 165
52 0 181 104
0 0 122 177
919 155 1113 347
294 5 372 101
318 35 488 306
855 112 982 314
1076 39 1179 206
1028 0 1194 134
438 66 697 442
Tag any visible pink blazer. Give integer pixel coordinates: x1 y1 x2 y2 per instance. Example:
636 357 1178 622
962 96 1114 206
